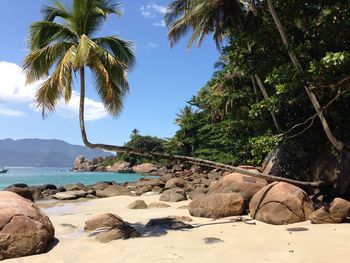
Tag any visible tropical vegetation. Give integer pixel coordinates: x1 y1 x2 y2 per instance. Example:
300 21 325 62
23 0 350 186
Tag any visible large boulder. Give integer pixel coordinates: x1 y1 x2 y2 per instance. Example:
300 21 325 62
208 171 267 201
159 188 187 202
95 185 133 198
85 213 124 231
329 198 350 223
132 163 158 174
106 161 131 172
189 193 245 218
249 182 314 225
0 191 55 260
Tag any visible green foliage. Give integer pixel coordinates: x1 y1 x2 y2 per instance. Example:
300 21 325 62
164 0 350 166
118 130 166 165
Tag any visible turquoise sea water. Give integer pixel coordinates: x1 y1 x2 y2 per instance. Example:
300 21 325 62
0 167 147 189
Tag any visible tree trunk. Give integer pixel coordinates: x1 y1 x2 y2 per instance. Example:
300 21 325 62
266 0 344 151
78 67 322 188
254 73 281 132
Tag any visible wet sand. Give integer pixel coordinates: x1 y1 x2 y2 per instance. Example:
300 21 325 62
7 195 350 263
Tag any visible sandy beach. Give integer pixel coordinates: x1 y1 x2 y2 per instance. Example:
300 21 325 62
5 194 350 263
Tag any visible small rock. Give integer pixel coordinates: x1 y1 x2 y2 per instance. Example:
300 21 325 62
204 237 224 244
128 200 148 209
159 188 187 202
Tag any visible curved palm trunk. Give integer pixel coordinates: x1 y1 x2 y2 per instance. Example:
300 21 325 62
79 69 322 187
267 0 344 151
254 74 281 131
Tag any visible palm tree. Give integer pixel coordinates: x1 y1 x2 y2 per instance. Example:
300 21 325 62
22 0 321 187
165 0 282 131
23 0 135 149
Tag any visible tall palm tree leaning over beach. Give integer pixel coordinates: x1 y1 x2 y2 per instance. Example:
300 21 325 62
22 0 322 188
23 0 135 149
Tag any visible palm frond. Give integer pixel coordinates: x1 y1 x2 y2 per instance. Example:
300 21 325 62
93 36 135 69
35 45 76 116
28 21 78 49
23 41 72 83
89 53 128 116
42 0 71 21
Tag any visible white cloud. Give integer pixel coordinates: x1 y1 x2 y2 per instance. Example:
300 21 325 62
148 42 159 48
0 61 108 121
0 61 39 103
140 3 167 22
152 20 166 27
0 105 26 117
56 91 108 121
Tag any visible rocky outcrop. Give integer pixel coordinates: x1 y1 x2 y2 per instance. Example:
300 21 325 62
189 193 244 218
249 182 314 225
0 191 55 260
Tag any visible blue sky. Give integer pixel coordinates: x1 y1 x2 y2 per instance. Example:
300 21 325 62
0 0 219 146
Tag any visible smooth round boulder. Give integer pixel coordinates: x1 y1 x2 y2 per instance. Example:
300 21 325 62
0 191 55 260
209 172 267 201
189 193 244 218
249 182 314 225
329 198 350 223
84 213 124 231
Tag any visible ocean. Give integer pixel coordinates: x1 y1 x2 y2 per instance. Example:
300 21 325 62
0 167 147 189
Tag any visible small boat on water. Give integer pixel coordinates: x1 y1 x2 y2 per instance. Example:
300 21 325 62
0 166 8 174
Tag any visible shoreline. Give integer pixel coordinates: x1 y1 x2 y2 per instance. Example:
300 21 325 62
6 194 350 263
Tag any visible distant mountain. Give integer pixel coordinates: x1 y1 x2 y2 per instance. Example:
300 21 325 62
0 138 112 167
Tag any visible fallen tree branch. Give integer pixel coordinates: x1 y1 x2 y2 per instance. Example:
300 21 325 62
84 141 324 188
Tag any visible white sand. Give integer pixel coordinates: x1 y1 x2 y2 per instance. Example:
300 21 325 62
7 195 350 263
